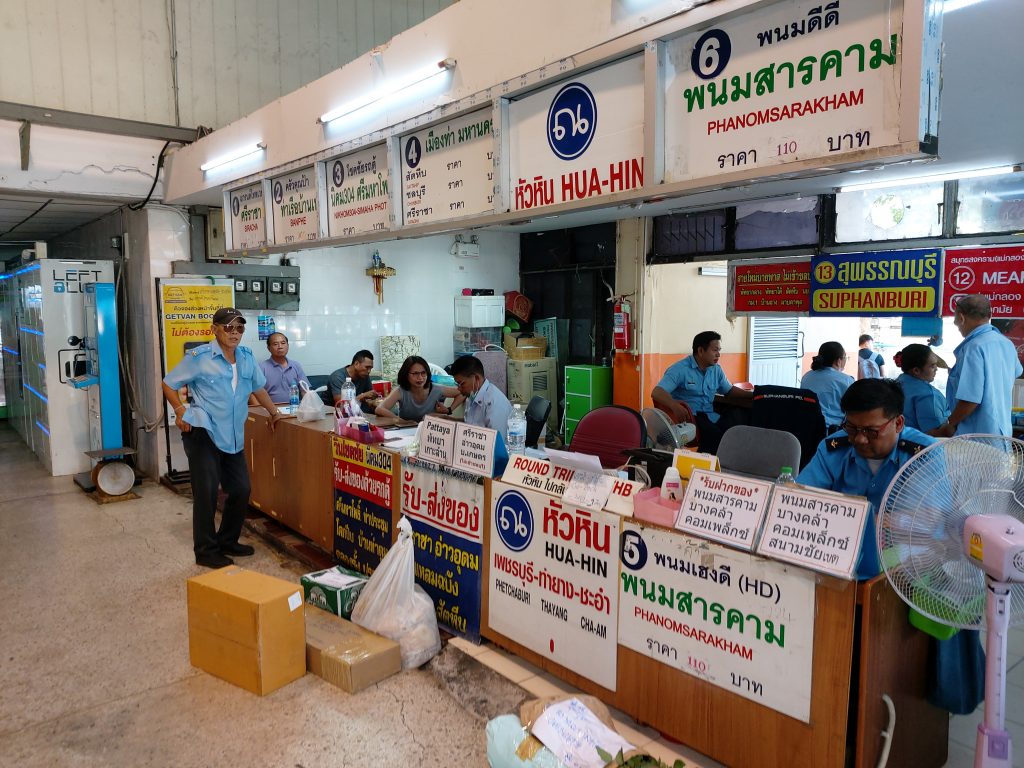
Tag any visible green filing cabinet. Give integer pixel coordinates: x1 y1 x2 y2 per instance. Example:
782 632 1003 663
563 365 612 444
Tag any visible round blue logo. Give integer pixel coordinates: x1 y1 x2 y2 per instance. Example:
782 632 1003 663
231 196 240 217
405 136 422 169
273 181 284 204
620 529 648 571
332 160 344 188
495 490 534 552
546 82 597 161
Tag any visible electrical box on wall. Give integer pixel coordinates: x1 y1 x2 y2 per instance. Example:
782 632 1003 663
267 277 300 311
206 208 226 261
171 262 299 311
233 277 266 310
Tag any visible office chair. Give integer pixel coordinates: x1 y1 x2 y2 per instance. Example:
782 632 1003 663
569 405 647 469
749 385 826 470
524 395 551 449
717 425 801 480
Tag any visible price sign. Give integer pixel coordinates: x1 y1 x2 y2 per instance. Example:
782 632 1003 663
325 145 389 238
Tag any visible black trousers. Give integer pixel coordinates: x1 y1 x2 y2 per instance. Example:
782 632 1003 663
695 411 739 455
181 428 251 557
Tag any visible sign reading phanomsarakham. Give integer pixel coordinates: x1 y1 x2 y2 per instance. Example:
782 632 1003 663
664 0 942 185
810 248 943 317
618 521 816 722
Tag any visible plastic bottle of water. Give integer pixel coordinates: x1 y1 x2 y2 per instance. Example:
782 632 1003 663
507 404 527 454
776 466 796 485
341 377 357 416
289 381 300 410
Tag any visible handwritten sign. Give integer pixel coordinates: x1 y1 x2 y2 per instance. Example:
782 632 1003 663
531 698 634 768
402 462 484 640
418 417 457 466
756 485 868 579
489 481 620 690
270 166 318 245
325 145 389 238
677 470 773 551
227 182 266 249
452 423 497 477
619 521 816 722
332 436 395 576
500 454 641 516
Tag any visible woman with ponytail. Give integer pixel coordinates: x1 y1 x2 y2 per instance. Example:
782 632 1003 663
800 341 854 430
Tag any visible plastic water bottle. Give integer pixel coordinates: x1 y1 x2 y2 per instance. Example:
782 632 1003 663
776 466 796 485
289 381 300 410
661 466 683 501
341 377 357 416
507 404 527 454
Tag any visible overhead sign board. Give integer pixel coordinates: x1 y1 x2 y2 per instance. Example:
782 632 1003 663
729 259 811 315
943 246 1024 318
401 108 495 226
227 182 266 250
324 145 389 238
270 166 318 245
664 0 941 185
508 56 645 213
810 248 942 317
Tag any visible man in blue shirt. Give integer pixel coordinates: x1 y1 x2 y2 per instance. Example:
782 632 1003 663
651 330 752 454
162 308 288 568
258 332 310 403
937 294 1023 437
450 355 512 440
797 378 934 579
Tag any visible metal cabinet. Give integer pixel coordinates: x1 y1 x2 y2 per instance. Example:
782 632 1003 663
563 365 612 444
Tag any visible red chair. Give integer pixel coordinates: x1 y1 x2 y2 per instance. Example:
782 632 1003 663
655 400 700 449
569 406 648 469
733 381 755 391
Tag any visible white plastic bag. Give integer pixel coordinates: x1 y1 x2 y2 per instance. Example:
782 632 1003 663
351 516 441 669
296 381 325 422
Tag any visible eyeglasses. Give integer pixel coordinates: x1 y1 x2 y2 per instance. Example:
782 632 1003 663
840 415 897 440
409 369 429 377
219 323 245 333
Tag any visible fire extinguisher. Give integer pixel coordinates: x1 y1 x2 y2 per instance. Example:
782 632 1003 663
613 298 631 351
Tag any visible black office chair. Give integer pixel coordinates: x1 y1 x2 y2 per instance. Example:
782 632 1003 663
525 396 551 448
749 385 826 470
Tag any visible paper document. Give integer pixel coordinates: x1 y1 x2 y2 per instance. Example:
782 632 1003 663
531 698 635 768
310 570 364 589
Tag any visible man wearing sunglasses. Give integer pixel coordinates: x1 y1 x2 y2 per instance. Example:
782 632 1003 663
162 307 288 568
797 378 934 580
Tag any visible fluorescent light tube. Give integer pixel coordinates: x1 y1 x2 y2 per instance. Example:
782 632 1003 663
838 165 1018 193
199 142 266 172
319 58 456 125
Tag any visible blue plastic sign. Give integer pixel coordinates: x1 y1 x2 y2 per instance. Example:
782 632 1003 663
495 489 534 552
809 248 943 317
546 82 597 160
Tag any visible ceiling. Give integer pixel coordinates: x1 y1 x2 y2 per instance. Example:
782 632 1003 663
0 192 123 244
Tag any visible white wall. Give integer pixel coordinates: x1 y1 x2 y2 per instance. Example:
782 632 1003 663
0 0 453 129
239 230 520 377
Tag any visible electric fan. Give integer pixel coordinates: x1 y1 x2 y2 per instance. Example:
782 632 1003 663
879 435 1024 768
641 407 696 450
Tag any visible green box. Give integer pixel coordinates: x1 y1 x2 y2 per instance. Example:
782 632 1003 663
300 566 367 619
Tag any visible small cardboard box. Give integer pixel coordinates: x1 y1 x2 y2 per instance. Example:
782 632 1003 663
305 609 402 693
186 566 306 696
300 565 367 619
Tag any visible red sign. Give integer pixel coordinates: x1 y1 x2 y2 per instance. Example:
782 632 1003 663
943 247 1024 317
731 261 811 313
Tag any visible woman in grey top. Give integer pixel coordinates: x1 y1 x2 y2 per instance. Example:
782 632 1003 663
373 355 460 421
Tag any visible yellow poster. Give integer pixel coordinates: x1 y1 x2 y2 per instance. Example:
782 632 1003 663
160 281 235 373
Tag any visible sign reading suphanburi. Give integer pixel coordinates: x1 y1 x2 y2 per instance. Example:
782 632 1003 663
810 248 942 316
271 166 318 245
325 145 389 238
618 522 816 722
508 56 644 213
227 182 266 249
664 0 939 185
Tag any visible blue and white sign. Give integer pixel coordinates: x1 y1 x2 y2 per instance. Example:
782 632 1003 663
227 181 266 250
508 55 645 212
495 488 534 552
810 247 943 317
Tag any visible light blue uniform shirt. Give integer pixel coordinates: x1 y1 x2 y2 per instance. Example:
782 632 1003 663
657 356 732 423
259 357 310 403
799 367 854 427
897 373 948 433
797 426 934 579
164 339 266 454
946 324 1023 437
464 378 513 439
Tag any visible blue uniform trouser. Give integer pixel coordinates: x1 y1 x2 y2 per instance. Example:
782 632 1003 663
181 427 251 558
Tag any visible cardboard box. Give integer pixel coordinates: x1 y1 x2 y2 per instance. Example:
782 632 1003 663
300 565 368 619
186 566 306 696
305 609 402 693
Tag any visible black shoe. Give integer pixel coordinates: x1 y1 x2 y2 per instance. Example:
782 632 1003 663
196 552 234 568
220 542 255 556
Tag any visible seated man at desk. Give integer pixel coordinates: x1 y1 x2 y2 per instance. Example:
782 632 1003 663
256 332 310 403
329 349 377 414
651 330 752 454
450 354 512 440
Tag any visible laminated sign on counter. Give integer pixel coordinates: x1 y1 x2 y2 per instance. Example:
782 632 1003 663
333 436 396 576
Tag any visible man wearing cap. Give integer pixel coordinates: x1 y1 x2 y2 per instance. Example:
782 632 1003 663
162 308 288 568
936 294 1023 437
